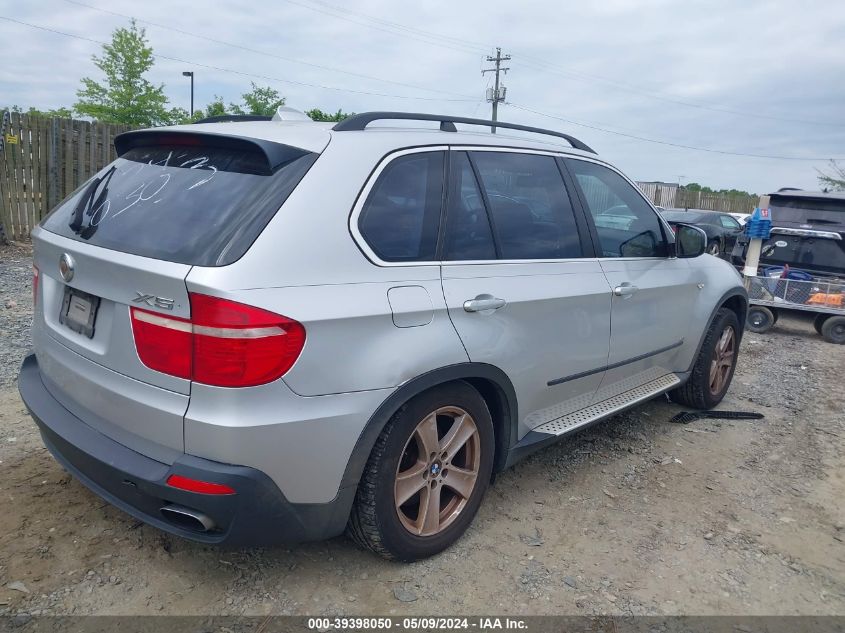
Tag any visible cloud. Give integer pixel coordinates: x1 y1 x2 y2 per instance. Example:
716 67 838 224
2 0 843 193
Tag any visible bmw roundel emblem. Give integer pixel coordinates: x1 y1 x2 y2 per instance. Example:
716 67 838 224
59 253 75 283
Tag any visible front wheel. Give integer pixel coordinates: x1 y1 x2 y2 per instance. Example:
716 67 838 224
347 382 494 561
670 307 740 409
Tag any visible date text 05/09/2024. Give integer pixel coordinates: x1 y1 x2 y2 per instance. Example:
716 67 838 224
306 617 528 631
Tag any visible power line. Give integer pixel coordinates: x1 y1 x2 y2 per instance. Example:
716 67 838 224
506 103 843 162
0 16 477 103
301 0 492 52
281 0 842 128
507 57 843 129
278 0 486 56
61 0 477 101
3 15 837 162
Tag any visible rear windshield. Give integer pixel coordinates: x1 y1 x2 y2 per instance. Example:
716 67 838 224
770 197 845 228
662 211 704 223
41 140 317 266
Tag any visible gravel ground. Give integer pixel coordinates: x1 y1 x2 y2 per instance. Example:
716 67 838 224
0 243 843 617
0 244 33 386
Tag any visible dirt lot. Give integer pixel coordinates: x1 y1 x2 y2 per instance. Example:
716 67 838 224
1 243 843 617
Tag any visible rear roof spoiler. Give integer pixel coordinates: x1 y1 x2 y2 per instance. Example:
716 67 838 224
193 115 272 124
113 130 310 174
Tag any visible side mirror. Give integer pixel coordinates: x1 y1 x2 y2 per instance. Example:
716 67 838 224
674 223 707 258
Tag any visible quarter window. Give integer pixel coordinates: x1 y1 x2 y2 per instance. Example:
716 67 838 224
358 151 444 262
567 160 668 258
471 152 583 260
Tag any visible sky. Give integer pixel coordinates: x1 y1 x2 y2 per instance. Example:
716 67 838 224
1 0 843 194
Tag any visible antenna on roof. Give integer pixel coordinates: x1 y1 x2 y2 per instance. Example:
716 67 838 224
272 106 312 122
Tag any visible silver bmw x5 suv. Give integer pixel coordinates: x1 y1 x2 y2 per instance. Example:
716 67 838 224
19 111 747 561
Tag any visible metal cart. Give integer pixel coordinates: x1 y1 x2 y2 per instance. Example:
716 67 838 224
745 273 845 344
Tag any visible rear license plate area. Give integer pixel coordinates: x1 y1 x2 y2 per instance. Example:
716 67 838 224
59 287 100 338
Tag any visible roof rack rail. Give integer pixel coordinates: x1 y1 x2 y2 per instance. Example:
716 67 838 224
194 115 272 124
331 111 596 154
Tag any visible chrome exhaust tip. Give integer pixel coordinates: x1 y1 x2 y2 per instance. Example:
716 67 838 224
160 504 216 532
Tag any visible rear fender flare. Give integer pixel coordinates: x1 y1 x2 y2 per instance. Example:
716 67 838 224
338 363 518 491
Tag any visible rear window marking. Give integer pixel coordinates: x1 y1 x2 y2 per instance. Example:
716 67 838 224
41 142 318 266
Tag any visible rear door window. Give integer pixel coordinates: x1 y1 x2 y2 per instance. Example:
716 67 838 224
358 151 444 262
41 136 317 266
469 151 583 260
442 152 496 261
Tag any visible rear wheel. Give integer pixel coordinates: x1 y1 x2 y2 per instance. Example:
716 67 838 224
746 306 775 333
707 240 721 256
821 316 845 344
814 313 830 335
670 308 740 409
347 382 494 561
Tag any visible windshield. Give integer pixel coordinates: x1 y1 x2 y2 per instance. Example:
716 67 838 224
41 142 317 266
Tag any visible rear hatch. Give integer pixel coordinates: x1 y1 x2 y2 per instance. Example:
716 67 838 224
33 128 320 460
761 192 845 277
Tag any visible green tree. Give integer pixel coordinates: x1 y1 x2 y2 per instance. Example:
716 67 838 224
201 95 228 118
5 105 73 118
305 108 353 122
817 160 845 192
74 20 182 126
230 83 285 116
178 96 229 123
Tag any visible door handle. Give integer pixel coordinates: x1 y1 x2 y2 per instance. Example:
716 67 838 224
613 283 639 297
463 296 507 312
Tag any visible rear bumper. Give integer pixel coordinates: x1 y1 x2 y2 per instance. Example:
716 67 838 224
18 354 352 545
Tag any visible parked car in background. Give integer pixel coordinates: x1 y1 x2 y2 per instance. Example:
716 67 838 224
727 212 751 226
730 190 845 343
660 208 745 257
18 111 748 561
753 190 845 278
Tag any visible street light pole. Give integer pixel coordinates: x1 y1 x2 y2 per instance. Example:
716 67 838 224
182 71 194 116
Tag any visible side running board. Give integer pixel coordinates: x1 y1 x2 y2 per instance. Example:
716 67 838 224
533 373 680 436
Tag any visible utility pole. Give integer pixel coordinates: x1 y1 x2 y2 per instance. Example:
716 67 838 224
482 47 510 133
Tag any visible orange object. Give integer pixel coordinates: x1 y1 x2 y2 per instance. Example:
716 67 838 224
807 293 844 307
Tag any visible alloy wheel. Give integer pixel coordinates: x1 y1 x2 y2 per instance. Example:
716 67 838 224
394 406 481 537
709 325 736 395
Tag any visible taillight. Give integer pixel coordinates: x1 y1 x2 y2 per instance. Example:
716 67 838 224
130 293 305 388
131 309 192 379
32 266 39 307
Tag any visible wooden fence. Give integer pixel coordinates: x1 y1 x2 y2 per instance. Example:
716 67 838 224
0 112 760 241
636 181 757 214
0 112 133 241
